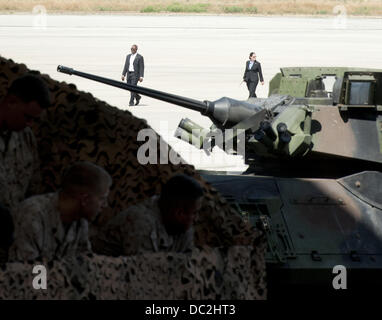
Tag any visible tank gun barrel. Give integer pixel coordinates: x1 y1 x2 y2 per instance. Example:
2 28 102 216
57 65 286 128
57 65 207 113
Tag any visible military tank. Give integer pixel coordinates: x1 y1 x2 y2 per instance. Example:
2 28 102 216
57 65 382 298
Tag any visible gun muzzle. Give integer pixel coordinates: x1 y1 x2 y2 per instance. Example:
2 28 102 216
260 120 277 141
175 118 208 149
277 123 292 145
174 127 204 149
178 118 205 138
254 129 274 149
57 65 74 75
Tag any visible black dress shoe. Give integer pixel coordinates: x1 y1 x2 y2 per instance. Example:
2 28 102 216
129 102 134 106
135 96 141 106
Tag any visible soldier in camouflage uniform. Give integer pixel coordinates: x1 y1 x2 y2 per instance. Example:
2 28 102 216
0 74 51 210
0 74 50 262
9 161 112 262
94 174 204 257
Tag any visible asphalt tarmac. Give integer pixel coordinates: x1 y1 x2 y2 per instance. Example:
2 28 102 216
1 14 381 171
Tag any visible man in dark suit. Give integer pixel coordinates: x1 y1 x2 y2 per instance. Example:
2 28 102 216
243 52 264 98
121 44 145 106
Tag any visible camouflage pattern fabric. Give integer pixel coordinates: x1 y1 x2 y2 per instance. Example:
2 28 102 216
93 196 193 256
0 247 266 299
0 56 267 299
0 127 40 209
9 192 91 262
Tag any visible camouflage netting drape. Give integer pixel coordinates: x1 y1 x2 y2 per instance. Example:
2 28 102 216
0 247 265 299
0 56 267 299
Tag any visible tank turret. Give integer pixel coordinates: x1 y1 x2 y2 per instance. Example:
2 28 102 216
57 65 382 178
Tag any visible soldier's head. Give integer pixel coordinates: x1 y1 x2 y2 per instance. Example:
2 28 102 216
131 44 138 54
0 74 51 131
158 174 204 235
59 161 112 223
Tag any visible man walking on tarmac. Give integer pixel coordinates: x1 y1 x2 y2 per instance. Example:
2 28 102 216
121 44 145 106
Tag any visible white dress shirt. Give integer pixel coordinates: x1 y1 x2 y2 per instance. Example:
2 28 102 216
129 53 137 72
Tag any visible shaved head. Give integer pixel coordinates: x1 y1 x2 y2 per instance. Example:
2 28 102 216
8 74 51 109
61 161 112 195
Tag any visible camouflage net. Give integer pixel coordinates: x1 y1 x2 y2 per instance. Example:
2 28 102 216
0 247 265 299
0 56 267 299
